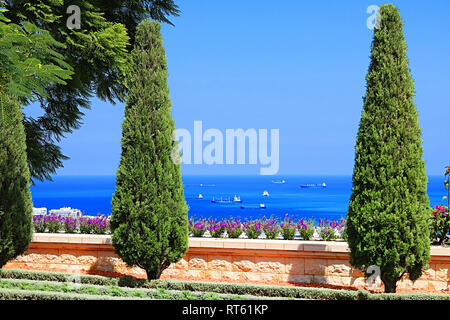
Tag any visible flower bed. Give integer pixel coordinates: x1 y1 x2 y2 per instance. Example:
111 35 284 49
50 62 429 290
188 215 346 241
33 214 110 235
32 210 449 245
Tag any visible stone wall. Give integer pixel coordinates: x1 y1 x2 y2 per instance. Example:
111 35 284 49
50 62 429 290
4 234 450 293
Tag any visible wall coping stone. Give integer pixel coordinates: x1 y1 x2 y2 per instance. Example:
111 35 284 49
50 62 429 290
31 233 450 256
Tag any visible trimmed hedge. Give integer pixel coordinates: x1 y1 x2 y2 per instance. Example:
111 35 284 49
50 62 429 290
0 278 291 300
0 288 141 300
1 269 449 300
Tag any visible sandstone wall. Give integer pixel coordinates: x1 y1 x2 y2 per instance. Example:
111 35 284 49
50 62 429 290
4 234 449 293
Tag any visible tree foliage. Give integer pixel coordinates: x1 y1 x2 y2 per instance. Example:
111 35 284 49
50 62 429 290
3 0 180 182
345 4 430 293
111 21 188 280
0 1 74 267
0 93 34 268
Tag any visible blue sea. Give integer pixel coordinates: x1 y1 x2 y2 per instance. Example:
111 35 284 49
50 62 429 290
30 175 448 221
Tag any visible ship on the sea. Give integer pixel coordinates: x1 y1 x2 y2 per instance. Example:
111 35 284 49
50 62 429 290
271 179 286 184
240 203 266 209
300 182 327 189
211 195 242 203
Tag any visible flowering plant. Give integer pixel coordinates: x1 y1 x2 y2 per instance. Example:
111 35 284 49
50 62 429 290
262 217 279 239
207 219 226 238
297 218 315 240
280 215 296 240
79 216 92 234
46 214 63 233
318 219 338 241
225 218 243 238
32 215 46 233
243 219 262 239
91 215 109 234
430 205 449 245
62 217 77 233
191 218 207 237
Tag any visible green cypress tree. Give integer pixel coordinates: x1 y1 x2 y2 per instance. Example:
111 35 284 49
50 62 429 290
345 4 430 293
111 20 188 280
0 93 33 267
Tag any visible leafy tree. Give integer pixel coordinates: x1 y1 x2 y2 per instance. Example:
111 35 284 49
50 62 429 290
345 4 430 293
111 21 188 280
0 3 71 267
3 0 180 182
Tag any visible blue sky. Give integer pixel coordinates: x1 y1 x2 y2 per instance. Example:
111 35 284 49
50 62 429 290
25 0 450 176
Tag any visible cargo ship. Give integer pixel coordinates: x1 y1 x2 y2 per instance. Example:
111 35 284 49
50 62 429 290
300 182 327 189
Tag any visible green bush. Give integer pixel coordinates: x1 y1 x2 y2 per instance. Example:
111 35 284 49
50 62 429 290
2 269 449 300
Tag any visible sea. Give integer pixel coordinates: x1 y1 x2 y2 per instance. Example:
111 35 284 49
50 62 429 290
30 175 448 222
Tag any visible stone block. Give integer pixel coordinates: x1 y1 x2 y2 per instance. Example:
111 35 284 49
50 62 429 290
207 255 233 271
170 258 188 270
325 261 352 277
232 256 256 272
304 258 327 275
435 264 449 282
285 258 305 275
222 271 241 281
255 256 285 273
188 256 208 269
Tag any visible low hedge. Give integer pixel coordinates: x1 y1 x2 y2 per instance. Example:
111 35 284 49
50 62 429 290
0 278 291 300
0 288 141 300
1 268 449 300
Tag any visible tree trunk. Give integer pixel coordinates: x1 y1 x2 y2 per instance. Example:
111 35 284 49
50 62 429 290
383 280 397 293
145 269 161 281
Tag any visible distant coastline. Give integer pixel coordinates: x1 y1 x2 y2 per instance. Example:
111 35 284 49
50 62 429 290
30 175 447 220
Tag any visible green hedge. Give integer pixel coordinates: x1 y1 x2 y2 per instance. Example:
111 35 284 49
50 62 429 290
1 268 449 300
0 278 291 300
0 287 142 300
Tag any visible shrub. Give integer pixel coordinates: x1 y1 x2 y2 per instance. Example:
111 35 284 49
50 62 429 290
45 214 63 233
191 219 207 237
318 219 338 241
430 205 449 245
225 218 243 238
32 215 46 233
297 219 315 240
280 215 297 240
262 217 279 239
207 219 226 238
243 219 262 239
62 217 77 234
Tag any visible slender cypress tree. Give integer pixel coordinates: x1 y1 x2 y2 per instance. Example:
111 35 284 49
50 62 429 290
111 21 188 280
345 4 430 293
0 93 33 267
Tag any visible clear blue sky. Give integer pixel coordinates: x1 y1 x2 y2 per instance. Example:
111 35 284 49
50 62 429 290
25 0 450 176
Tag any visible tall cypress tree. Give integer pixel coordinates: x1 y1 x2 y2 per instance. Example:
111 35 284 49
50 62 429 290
111 20 188 280
345 4 430 293
0 93 33 267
